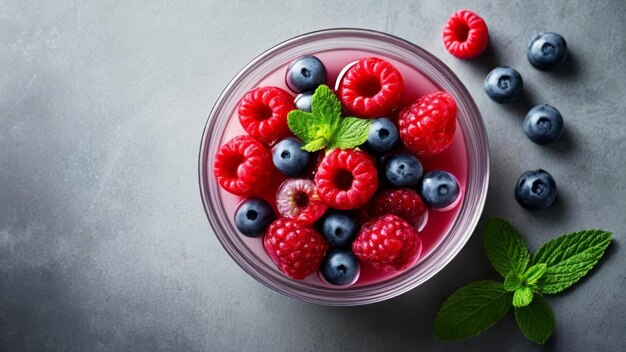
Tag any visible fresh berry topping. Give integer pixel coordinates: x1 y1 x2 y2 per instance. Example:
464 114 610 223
286 55 327 93
363 117 400 155
213 135 273 196
352 214 422 272
398 91 457 156
369 188 426 227
384 152 423 187
263 218 329 279
238 86 293 145
443 9 489 59
314 149 378 210
484 66 523 104
338 57 403 118
294 92 313 112
276 179 328 224
421 171 461 209
515 169 557 210
272 137 311 176
523 104 564 144
234 198 275 237
320 210 359 248
527 32 568 70
320 249 360 286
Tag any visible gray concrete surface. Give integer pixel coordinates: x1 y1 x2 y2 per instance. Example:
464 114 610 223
1 1 624 351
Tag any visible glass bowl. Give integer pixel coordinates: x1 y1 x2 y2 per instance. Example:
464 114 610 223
199 28 489 306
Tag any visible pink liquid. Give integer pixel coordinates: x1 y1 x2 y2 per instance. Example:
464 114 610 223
217 49 468 287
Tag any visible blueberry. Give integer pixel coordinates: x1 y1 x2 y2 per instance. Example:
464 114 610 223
484 66 524 104
294 92 313 112
272 137 310 176
321 210 359 248
384 153 423 187
286 55 327 93
420 171 460 209
320 249 360 286
527 32 567 70
515 169 557 210
364 117 399 155
523 104 564 144
234 198 275 237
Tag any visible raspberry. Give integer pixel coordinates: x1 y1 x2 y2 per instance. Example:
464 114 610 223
238 86 293 145
314 149 378 210
263 218 329 279
213 135 273 196
443 9 489 59
369 188 426 227
398 91 457 156
276 179 328 224
352 214 422 272
338 57 403 118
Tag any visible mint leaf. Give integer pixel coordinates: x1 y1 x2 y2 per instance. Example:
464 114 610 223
513 287 533 307
287 110 317 142
514 295 555 344
435 280 513 341
522 263 547 286
311 85 341 128
301 138 327 152
329 117 371 149
504 272 522 292
483 218 530 277
532 230 612 294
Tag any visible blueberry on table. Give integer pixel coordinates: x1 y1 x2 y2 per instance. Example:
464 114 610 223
484 66 523 103
286 55 327 93
420 171 460 209
320 249 360 286
234 198 275 237
527 32 568 70
294 92 313 112
364 117 399 155
321 210 359 248
523 104 564 144
384 152 423 187
515 169 557 210
272 137 310 176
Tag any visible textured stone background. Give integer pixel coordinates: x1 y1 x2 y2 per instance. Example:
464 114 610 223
1 1 624 351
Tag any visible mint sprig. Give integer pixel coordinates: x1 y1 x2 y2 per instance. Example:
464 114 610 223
287 85 371 151
435 218 612 344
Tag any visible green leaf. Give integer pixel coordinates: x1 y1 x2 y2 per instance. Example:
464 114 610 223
311 84 341 128
328 117 371 149
434 280 513 341
503 271 522 292
532 230 612 294
514 295 555 344
287 110 318 143
301 138 327 152
522 263 547 286
513 287 534 307
483 218 531 277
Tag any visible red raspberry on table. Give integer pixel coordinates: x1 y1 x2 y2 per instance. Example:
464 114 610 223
213 135 273 196
443 9 489 59
369 188 426 227
398 91 457 157
263 218 329 279
314 149 378 210
352 214 422 272
238 86 293 145
338 57 403 118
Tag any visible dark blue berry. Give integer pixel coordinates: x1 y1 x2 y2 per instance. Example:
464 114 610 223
294 92 313 112
420 171 460 209
272 137 310 176
286 55 327 93
234 198 275 237
320 249 360 286
484 66 524 103
515 169 557 210
523 104 564 144
321 210 359 248
527 32 567 70
364 117 399 155
384 153 423 187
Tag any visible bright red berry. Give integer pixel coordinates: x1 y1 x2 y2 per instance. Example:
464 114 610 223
263 218 329 279
338 57 403 118
238 86 293 145
314 149 378 210
398 91 457 156
276 179 328 224
213 135 273 196
352 214 422 272
369 188 426 227
443 9 489 59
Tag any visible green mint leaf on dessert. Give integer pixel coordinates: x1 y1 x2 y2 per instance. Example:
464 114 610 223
522 263 547 286
503 271 522 291
329 117 371 149
287 109 318 142
434 280 513 341
532 230 612 294
513 286 534 307
514 295 555 344
483 218 530 277
301 138 327 152
311 84 342 125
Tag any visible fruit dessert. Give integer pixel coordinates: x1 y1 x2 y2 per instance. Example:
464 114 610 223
212 51 468 287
